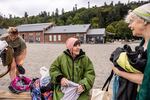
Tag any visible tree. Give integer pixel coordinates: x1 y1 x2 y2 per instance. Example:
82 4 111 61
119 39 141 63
106 20 132 40
0 1 148 28
75 4 77 11
115 20 132 40
110 1 114 6
62 8 65 15
39 11 48 17
9 14 12 19
104 2 107 6
55 8 59 17
106 24 116 33
57 18 65 25
106 21 117 40
91 17 99 28
51 11 55 17
73 7 76 12
97 10 104 27
88 1 90 8
66 16 73 25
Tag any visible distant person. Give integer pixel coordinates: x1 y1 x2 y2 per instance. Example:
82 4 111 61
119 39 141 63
112 3 150 100
50 37 95 100
0 27 27 80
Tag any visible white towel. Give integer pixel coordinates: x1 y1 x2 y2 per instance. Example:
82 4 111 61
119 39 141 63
61 81 80 100
0 40 8 54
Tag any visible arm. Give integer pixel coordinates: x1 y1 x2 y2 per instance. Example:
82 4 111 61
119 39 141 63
112 66 143 84
49 55 64 84
0 35 6 41
78 57 95 90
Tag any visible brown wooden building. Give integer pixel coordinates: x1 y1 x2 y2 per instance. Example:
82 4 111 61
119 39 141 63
17 23 105 44
44 24 91 43
17 23 54 43
86 28 106 43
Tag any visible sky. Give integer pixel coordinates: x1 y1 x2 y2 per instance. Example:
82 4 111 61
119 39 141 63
0 0 148 17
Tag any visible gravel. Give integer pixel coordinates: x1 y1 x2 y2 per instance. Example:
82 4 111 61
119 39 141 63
0 42 138 90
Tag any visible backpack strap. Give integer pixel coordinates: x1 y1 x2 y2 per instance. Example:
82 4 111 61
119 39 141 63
102 70 114 91
0 65 11 78
0 46 13 78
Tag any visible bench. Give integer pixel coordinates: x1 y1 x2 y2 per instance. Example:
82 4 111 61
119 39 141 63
0 90 31 100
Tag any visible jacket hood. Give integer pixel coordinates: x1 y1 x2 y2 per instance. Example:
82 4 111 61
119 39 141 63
64 49 85 60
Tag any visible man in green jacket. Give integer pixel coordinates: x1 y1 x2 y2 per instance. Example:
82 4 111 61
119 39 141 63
50 37 95 100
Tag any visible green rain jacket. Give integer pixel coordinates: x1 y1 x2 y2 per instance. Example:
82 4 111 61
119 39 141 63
50 49 95 100
137 40 150 100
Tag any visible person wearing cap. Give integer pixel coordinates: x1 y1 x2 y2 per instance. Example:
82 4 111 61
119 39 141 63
112 3 150 100
50 37 95 100
0 27 27 80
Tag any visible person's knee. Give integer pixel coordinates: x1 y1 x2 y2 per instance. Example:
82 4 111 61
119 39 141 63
10 64 16 71
15 55 26 65
16 60 23 66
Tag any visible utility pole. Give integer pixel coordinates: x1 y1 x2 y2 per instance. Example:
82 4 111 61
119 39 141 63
75 4 77 11
88 1 90 8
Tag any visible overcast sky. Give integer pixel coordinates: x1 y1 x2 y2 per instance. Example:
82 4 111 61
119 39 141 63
0 0 148 17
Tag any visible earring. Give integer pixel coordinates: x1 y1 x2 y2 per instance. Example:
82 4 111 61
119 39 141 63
144 21 147 25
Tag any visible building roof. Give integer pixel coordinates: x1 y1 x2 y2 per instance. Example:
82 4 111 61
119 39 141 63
106 31 115 35
45 24 91 34
87 28 105 35
17 23 53 32
0 28 7 35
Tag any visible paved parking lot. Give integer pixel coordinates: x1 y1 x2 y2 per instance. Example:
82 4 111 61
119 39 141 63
0 42 137 90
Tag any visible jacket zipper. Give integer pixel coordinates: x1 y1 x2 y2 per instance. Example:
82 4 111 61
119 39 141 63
72 60 74 81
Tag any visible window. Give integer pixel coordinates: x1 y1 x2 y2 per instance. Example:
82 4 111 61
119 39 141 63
76 33 80 37
36 33 40 36
58 35 61 41
29 36 34 43
49 35 52 41
35 36 40 42
100 36 103 40
53 35 56 41
35 33 40 42
29 33 33 36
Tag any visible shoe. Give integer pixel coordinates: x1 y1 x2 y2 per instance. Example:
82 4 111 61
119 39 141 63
8 85 21 94
17 65 25 74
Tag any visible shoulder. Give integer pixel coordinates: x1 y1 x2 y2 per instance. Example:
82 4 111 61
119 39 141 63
18 36 25 42
51 53 67 65
0 34 9 40
18 36 26 45
58 52 68 59
81 54 92 64
56 52 71 62
84 56 91 62
79 49 89 60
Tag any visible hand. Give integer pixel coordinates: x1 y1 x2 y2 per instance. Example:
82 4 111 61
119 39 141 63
5 48 8 50
77 85 84 94
61 78 69 86
112 66 120 75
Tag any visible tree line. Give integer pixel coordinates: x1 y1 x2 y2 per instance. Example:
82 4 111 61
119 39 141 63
0 0 149 40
